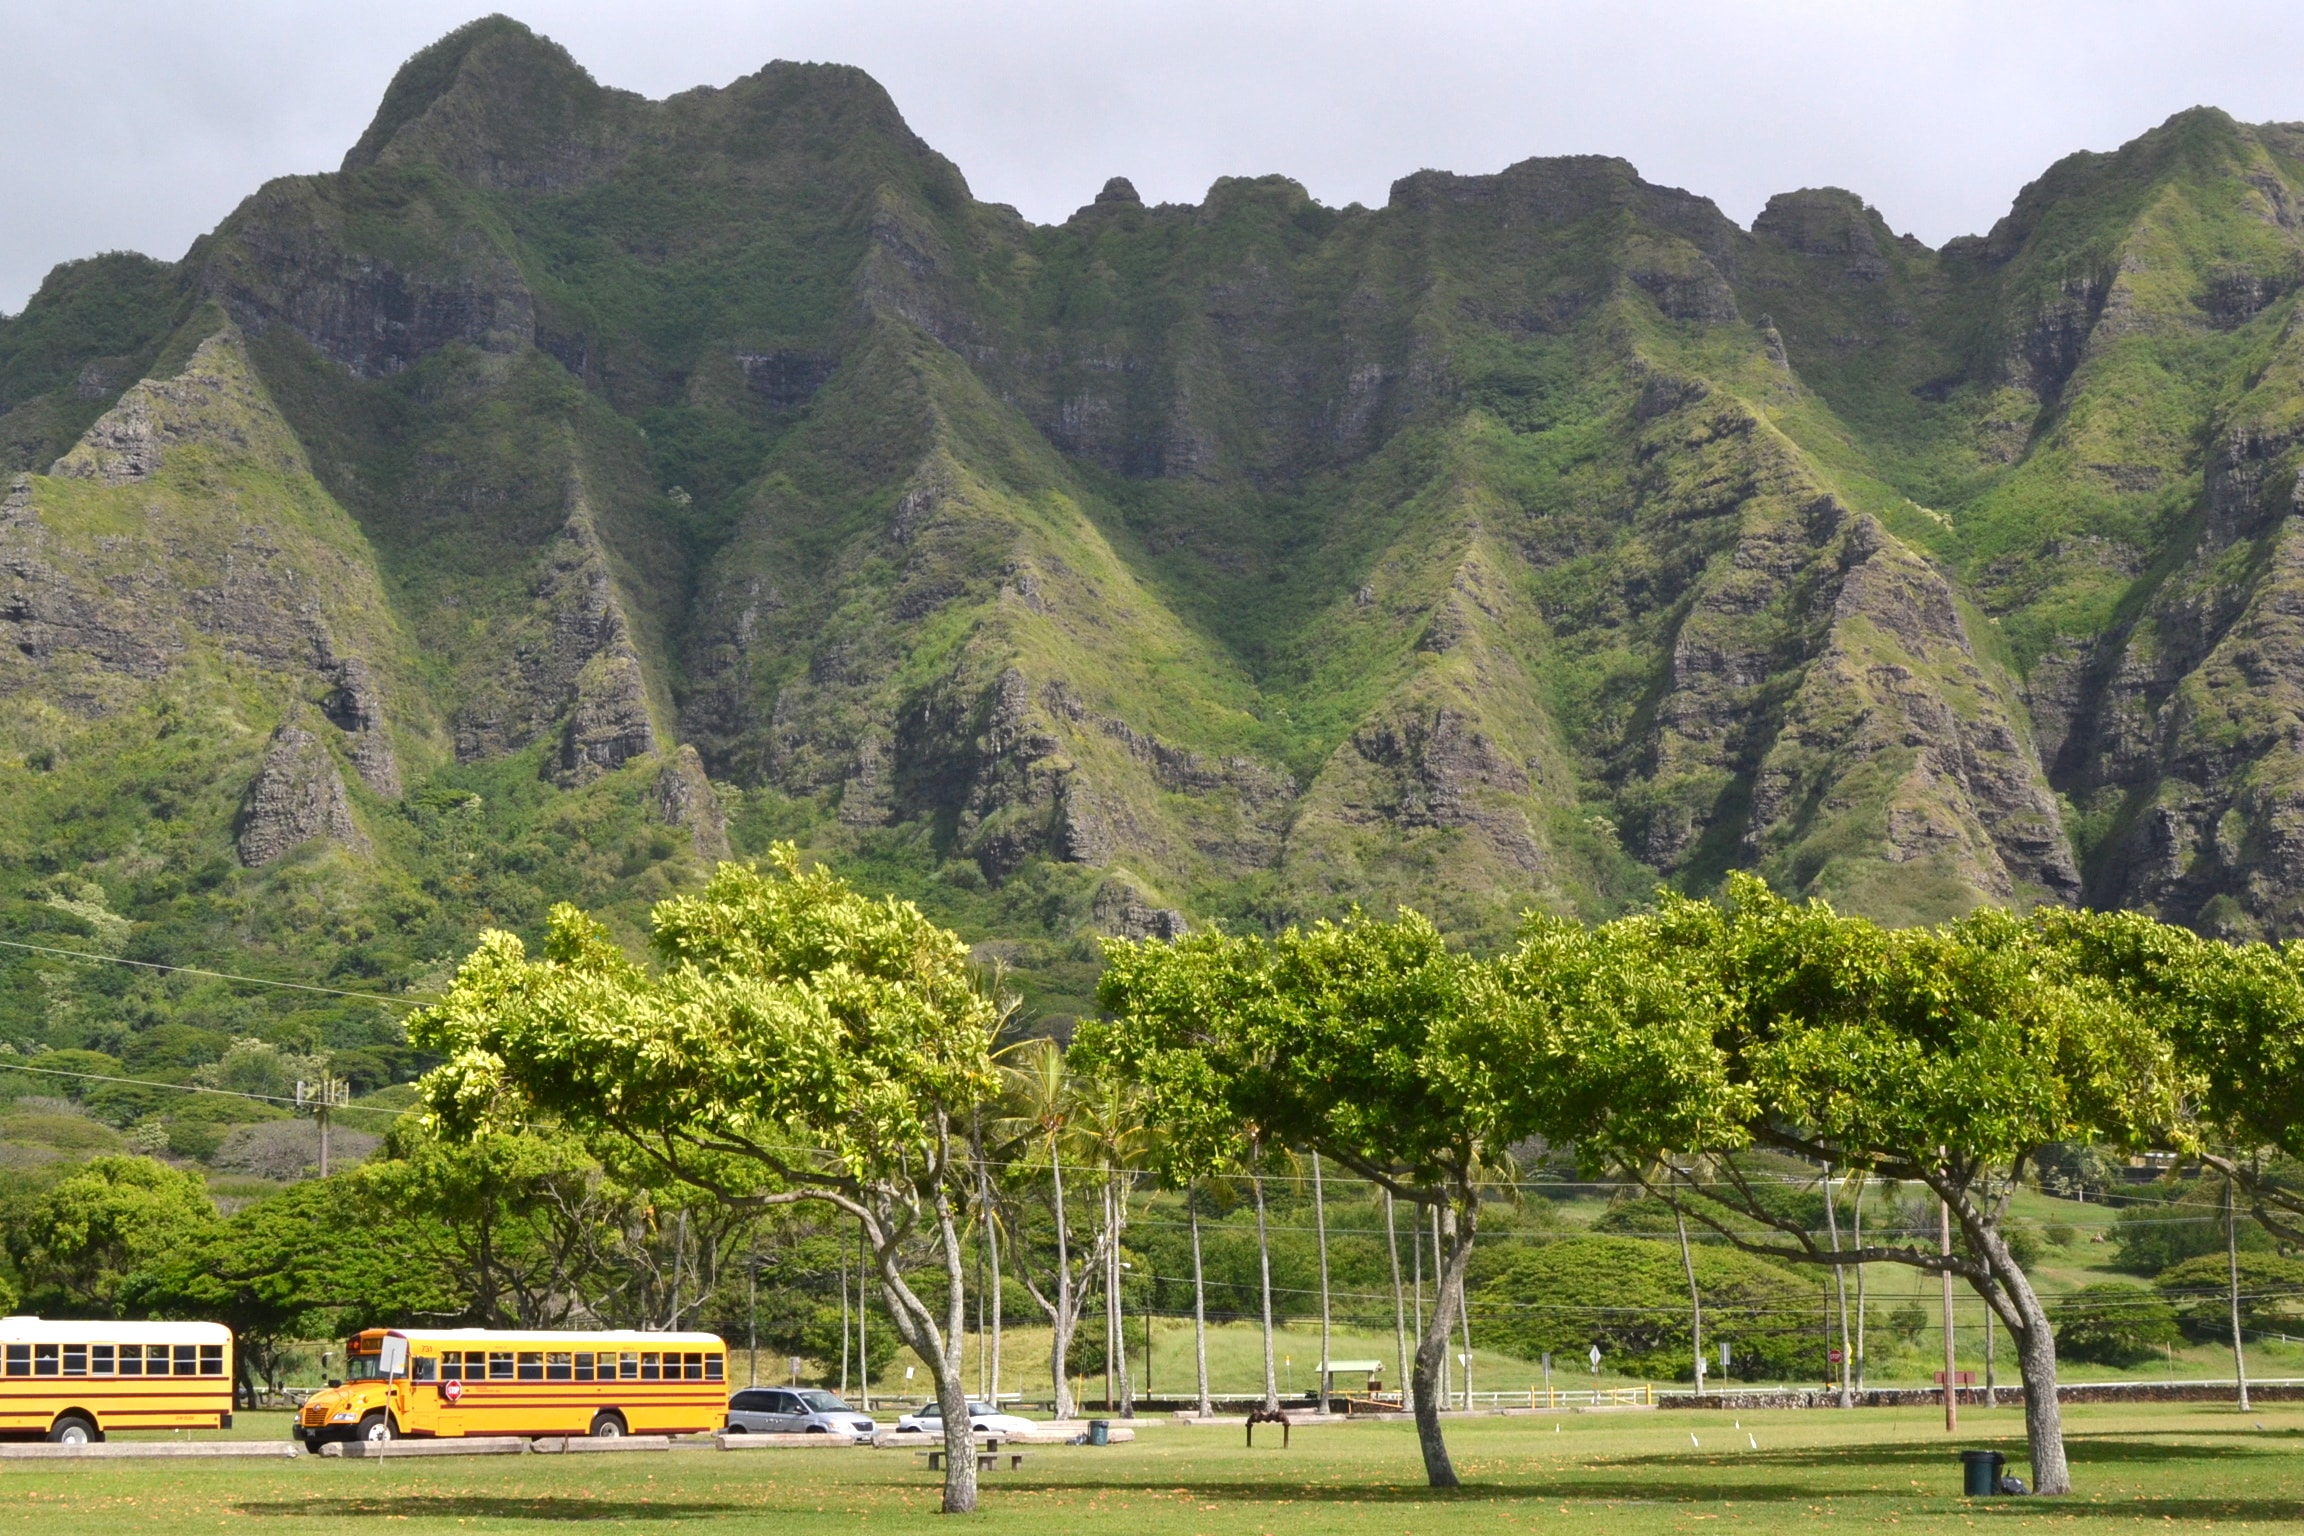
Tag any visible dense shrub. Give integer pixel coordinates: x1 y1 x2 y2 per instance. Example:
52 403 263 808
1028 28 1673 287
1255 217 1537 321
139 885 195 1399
2053 1283 2180 1367
1474 1234 1827 1382
2154 1252 2304 1340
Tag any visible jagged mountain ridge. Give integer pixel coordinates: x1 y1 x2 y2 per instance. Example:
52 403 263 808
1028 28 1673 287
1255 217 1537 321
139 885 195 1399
7 17 2304 1037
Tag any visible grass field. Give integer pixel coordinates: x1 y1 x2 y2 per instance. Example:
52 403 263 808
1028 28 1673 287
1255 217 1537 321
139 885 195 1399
15 1402 2304 1532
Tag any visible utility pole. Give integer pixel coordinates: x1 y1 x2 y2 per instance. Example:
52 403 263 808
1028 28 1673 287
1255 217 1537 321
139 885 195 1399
296 1074 348 1177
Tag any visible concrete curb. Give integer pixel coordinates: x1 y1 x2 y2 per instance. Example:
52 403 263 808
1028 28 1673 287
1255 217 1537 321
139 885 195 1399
0 1441 303 1460
328 1437 531 1458
529 1436 673 1454
716 1432 865 1449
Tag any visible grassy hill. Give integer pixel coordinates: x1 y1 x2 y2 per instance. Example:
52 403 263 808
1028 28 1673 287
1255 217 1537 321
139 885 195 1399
8 20 2304 1096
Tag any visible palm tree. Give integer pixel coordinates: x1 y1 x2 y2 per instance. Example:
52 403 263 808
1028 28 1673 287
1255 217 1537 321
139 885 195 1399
1072 1069 1150 1416
992 1038 1092 1419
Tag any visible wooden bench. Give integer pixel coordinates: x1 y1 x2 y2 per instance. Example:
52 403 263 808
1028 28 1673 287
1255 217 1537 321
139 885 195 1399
915 1445 1029 1472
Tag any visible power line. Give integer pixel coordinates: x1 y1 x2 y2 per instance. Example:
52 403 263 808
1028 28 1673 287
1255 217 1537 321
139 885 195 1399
1 1061 402 1118
0 938 429 1006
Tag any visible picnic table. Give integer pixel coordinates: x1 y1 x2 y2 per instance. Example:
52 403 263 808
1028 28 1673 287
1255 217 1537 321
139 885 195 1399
914 1438 1029 1472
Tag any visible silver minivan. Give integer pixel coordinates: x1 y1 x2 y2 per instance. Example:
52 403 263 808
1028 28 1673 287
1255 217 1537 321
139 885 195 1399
724 1387 876 1437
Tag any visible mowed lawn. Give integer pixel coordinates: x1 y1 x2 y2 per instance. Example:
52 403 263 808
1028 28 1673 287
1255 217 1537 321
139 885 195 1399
5 1404 2304 1533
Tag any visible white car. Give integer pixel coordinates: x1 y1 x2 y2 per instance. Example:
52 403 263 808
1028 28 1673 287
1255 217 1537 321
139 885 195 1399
895 1399 1035 1436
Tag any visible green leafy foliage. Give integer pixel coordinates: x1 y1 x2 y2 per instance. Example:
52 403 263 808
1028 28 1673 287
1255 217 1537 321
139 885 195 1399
2053 1282 2182 1367
1474 1234 1826 1383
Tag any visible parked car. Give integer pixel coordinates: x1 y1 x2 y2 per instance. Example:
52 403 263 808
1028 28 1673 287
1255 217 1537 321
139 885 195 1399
724 1387 876 1437
895 1399 1035 1436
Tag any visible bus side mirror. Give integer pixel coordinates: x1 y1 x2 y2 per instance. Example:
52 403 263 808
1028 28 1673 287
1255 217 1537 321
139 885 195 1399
329 1379 342 1388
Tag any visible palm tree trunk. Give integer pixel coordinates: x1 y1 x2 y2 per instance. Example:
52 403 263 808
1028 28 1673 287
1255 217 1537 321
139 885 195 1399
973 1110 1003 1406
1853 1177 1868 1390
1253 1139 1279 1411
1313 1152 1331 1409
1822 1164 1852 1408
1674 1206 1702 1396
1385 1189 1410 1413
1190 1183 1212 1416
2228 1170 2252 1412
1049 1136 1074 1419
1430 1206 1449 1408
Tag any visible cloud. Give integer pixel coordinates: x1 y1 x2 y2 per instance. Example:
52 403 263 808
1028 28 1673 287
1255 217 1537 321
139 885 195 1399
5 0 2304 313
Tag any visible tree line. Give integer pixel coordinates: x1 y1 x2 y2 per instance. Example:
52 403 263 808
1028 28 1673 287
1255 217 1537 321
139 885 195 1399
391 850 2304 1510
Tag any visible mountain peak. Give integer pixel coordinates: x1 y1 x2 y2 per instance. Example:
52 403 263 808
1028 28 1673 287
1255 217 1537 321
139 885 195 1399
341 15 621 189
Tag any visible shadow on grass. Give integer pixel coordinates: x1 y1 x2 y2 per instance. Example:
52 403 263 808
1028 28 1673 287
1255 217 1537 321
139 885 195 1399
235 1497 745 1522
1171 1479 1817 1505
1610 1435 2271 1474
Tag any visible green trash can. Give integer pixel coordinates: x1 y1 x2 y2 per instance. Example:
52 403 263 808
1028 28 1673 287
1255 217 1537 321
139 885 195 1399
1960 1449 2005 1497
1087 1419 1110 1446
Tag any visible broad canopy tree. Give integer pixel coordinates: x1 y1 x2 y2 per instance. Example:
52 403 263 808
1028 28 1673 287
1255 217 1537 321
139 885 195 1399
1094 910 1514 1489
1488 876 2189 1497
412 848 1003 1515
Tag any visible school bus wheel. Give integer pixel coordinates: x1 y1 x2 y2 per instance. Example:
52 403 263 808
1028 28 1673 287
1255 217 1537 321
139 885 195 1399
47 1413 99 1446
358 1411 396 1443
588 1410 626 1439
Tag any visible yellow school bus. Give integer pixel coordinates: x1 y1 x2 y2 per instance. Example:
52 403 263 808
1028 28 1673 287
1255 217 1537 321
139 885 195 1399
296 1327 727 1447
0 1317 233 1443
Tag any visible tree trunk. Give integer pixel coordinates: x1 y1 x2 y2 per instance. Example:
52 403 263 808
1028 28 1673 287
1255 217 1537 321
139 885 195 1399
1674 1206 1703 1395
1821 1165 1851 1408
870 1208 979 1514
1431 1207 1449 1407
2227 1171 2251 1412
1048 1137 1075 1418
1852 1179 1867 1390
1407 1197 1474 1488
973 1112 1003 1406
1963 1202 2068 1495
1385 1190 1411 1414
839 1253 851 1395
1253 1141 1279 1411
1190 1185 1212 1416
1313 1152 1331 1409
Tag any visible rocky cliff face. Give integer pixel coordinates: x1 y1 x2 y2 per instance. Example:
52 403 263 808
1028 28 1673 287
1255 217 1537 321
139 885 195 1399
13 22 2304 1019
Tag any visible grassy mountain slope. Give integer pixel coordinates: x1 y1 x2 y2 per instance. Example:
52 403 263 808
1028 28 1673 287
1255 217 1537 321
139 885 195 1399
7 18 2304 1074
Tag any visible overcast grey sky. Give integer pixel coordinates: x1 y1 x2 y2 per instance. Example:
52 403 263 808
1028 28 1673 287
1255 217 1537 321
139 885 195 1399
6 1 2304 314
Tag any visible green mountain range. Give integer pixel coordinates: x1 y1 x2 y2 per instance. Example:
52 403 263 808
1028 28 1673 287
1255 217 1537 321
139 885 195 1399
8 15 2304 1044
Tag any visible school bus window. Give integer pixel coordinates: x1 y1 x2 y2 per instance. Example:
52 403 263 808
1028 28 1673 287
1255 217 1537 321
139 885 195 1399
34 1345 57 1377
706 1354 724 1381
200 1345 223 1377
440 1352 463 1380
619 1352 639 1380
574 1352 594 1382
517 1351 543 1381
144 1345 169 1373
4 1345 25 1376
639 1352 659 1381
488 1352 514 1381
546 1352 572 1381
63 1345 86 1376
92 1345 114 1375
412 1356 437 1382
